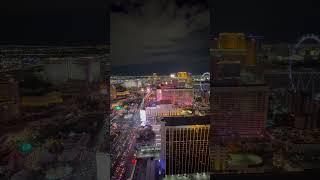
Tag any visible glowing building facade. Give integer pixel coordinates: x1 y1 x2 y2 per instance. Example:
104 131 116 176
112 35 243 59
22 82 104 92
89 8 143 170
176 72 190 79
210 33 268 138
156 88 194 107
211 86 268 137
209 33 269 172
161 116 210 175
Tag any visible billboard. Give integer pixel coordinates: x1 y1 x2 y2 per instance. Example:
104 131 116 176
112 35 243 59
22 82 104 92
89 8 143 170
140 109 146 126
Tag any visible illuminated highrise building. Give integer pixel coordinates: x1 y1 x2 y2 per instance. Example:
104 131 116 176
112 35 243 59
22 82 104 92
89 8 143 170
176 72 193 88
209 33 269 172
160 116 211 176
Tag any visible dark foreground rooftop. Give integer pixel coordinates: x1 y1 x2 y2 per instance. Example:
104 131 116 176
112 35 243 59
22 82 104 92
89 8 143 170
211 171 320 180
162 115 210 126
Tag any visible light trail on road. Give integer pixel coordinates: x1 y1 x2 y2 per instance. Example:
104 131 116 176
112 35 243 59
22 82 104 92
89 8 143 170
111 91 147 180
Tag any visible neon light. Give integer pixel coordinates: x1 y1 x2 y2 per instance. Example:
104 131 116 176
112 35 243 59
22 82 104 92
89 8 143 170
131 159 137 165
115 105 123 110
20 143 33 153
140 110 146 126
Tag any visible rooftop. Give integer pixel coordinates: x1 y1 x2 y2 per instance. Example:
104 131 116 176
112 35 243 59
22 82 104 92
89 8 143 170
212 171 320 180
162 115 210 126
211 80 267 87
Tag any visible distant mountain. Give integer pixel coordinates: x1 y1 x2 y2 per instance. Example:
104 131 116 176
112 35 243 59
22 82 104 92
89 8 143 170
111 59 210 75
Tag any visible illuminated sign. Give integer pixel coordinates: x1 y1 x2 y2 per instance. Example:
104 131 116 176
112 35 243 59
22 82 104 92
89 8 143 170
140 110 146 126
19 142 33 153
115 105 123 110
131 159 137 165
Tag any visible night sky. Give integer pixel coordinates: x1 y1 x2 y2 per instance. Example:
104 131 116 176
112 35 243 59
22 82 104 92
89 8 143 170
111 0 209 74
0 0 109 45
0 10 109 46
210 0 320 42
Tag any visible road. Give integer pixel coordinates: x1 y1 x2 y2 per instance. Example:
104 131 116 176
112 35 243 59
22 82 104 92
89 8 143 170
111 92 146 180
131 91 161 180
111 111 139 180
132 158 160 180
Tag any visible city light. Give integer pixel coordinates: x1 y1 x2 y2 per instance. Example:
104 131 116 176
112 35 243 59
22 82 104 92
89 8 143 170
140 109 146 126
131 159 137 165
115 105 123 110
170 73 176 78
19 142 33 153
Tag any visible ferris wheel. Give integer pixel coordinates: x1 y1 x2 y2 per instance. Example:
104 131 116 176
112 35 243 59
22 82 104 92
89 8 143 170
200 72 210 92
288 34 320 92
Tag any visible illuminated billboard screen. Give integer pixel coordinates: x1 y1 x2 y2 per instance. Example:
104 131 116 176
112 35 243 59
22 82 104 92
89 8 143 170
140 109 146 126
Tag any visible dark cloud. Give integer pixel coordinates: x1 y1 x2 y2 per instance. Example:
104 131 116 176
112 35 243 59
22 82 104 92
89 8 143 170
0 9 109 45
111 0 209 68
210 0 320 42
0 0 108 9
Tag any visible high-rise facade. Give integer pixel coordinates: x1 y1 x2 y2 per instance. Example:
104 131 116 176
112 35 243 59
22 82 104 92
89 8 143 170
209 33 269 172
210 86 268 138
161 116 211 176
